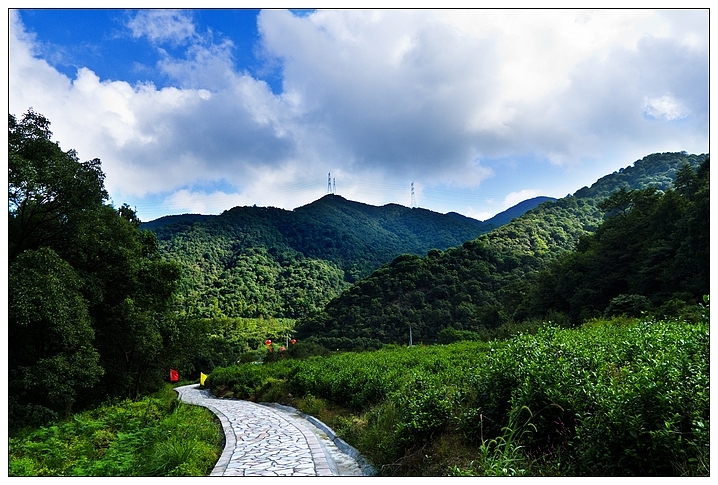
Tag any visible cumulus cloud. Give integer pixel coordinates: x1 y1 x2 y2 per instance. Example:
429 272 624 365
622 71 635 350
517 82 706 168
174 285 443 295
643 95 688 121
8 8 708 221
258 9 499 184
9 9 299 202
259 9 706 169
164 189 247 214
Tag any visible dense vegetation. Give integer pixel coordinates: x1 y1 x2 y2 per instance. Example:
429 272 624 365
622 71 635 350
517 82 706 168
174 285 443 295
525 161 709 323
8 110 198 431
8 109 709 477
143 193 551 320
9 384 222 476
206 312 709 476
296 153 709 348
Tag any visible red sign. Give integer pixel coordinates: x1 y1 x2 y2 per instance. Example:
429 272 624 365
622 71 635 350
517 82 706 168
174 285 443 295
169 369 179 383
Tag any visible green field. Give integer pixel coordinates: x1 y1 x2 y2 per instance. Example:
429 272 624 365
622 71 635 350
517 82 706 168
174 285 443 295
206 314 709 476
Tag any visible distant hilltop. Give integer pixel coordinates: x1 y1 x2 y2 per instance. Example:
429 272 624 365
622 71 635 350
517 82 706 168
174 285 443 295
142 193 554 229
140 192 554 318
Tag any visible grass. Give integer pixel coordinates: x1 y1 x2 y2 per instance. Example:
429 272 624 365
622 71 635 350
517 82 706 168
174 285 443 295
9 384 223 477
205 315 709 477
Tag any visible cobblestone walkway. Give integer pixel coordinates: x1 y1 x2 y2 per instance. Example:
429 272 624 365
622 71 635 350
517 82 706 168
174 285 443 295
175 384 369 477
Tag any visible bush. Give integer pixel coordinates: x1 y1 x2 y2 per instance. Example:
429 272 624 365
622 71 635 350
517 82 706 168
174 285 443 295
197 317 709 476
436 327 483 344
604 294 651 318
461 319 709 476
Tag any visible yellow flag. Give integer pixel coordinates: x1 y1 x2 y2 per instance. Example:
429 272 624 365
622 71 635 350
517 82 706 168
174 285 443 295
200 372 208 386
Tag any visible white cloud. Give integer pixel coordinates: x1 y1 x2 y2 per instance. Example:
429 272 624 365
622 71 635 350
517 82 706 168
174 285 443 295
643 95 689 121
126 9 196 45
9 10 298 201
8 8 708 221
258 9 500 180
503 189 546 210
157 37 239 90
464 208 494 222
164 189 247 214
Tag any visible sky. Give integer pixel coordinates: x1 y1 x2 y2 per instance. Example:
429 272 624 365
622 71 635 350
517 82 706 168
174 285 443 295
7 6 710 222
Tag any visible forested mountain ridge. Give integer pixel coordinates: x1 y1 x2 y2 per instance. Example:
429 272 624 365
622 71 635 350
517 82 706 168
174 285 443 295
480 196 557 228
145 194 543 319
295 152 708 348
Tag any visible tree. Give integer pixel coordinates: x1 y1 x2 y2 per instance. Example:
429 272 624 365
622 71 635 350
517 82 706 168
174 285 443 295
525 169 709 324
9 247 103 426
8 109 184 428
9 110 107 262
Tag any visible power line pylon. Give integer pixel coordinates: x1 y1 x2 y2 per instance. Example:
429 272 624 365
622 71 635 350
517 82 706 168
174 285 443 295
411 182 416 208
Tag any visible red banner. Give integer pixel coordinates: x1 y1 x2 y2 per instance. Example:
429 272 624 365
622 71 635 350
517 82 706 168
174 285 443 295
169 369 179 383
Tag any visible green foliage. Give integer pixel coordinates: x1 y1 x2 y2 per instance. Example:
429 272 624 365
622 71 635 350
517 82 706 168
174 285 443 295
436 327 484 344
177 316 297 374
8 109 184 427
604 294 651 318
527 158 709 324
207 316 709 476
8 385 222 477
144 194 500 320
460 318 709 476
8 110 107 262
9 247 103 423
296 152 708 344
455 407 536 477
207 359 300 400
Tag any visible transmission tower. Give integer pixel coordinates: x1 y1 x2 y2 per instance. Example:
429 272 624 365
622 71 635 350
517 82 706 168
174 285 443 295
327 173 332 194
333 178 336 195
411 182 416 208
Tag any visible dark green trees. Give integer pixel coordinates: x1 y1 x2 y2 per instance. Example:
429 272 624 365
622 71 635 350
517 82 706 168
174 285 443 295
9 247 103 421
295 152 708 346
8 110 107 262
527 159 710 323
8 110 182 430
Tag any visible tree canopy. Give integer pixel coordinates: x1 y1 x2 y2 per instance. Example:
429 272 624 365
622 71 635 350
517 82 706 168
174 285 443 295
294 152 709 348
8 110 186 430
525 159 709 323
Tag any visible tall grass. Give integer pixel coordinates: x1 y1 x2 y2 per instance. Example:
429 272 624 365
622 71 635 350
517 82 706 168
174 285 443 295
9 384 222 477
207 316 709 476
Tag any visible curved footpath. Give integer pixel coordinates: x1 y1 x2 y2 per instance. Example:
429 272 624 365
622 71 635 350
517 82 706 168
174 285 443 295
175 384 375 477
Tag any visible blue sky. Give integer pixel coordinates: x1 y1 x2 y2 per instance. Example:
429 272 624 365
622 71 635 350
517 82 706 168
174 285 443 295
8 7 709 222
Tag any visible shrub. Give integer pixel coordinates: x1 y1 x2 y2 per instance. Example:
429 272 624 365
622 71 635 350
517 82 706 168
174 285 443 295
604 294 651 318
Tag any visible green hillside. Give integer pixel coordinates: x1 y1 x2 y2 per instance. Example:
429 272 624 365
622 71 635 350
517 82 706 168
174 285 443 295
145 194 512 319
295 152 708 348
481 196 557 228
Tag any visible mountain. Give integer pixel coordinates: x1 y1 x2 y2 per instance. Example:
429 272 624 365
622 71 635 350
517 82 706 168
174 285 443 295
140 213 213 230
143 194 546 319
482 196 557 228
294 152 708 348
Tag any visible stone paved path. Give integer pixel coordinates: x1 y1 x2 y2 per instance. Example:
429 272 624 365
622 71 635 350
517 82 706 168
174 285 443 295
175 384 369 477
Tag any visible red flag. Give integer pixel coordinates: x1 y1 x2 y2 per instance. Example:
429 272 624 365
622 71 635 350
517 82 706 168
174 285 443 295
169 369 179 383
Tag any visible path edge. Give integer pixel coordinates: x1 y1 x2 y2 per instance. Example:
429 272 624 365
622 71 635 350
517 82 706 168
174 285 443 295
174 385 234 476
262 402 378 476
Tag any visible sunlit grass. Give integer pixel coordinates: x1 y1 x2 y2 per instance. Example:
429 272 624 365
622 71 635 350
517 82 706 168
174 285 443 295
9 385 223 477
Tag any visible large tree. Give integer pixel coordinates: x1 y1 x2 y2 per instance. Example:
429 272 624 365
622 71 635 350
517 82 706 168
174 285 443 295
8 110 183 429
8 110 107 262
9 247 103 421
